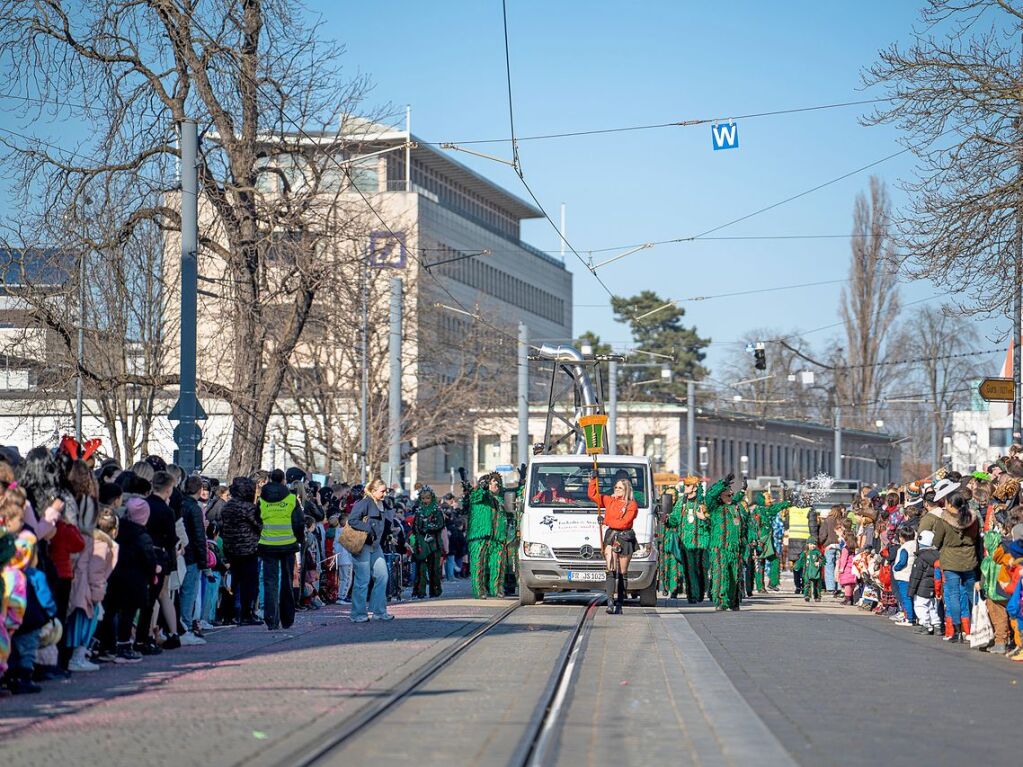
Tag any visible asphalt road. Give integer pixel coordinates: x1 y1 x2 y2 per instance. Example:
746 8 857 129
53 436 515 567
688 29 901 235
2 577 1019 767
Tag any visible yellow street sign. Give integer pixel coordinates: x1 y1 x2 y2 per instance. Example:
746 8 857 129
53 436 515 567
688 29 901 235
979 377 1016 402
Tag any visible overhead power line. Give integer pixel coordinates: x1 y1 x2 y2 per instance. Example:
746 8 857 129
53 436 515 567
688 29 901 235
429 96 892 146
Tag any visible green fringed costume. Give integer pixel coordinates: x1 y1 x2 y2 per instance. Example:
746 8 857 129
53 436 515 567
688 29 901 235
795 545 824 601
750 498 791 593
467 473 503 598
706 475 747 611
680 484 709 603
412 490 445 598
660 494 684 597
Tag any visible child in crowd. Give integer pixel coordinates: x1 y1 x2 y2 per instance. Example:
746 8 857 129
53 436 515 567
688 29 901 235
837 532 858 605
796 540 825 602
301 516 323 610
909 529 942 636
66 508 118 671
6 531 53 694
891 528 918 627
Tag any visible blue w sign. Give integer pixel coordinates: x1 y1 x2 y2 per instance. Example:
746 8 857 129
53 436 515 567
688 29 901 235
711 122 739 151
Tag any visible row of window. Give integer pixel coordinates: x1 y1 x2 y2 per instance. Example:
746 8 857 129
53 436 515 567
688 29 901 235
390 156 518 238
432 244 565 325
254 153 379 196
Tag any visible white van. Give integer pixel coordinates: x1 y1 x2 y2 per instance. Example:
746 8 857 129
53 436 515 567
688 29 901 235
517 454 658 606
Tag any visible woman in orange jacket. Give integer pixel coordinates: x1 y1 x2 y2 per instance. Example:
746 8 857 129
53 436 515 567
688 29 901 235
588 472 638 614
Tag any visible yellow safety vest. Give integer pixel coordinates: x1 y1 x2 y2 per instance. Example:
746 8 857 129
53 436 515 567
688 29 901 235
788 506 811 541
258 494 298 547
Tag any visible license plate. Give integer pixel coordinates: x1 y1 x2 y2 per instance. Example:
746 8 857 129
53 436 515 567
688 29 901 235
567 570 606 582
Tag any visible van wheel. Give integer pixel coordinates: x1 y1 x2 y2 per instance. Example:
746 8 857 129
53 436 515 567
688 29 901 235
519 577 541 606
638 582 658 607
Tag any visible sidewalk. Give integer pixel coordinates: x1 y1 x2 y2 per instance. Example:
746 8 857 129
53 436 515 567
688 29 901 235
0 579 509 767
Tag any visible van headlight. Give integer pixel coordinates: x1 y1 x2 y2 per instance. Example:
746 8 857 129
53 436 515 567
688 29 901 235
523 542 553 558
632 543 652 559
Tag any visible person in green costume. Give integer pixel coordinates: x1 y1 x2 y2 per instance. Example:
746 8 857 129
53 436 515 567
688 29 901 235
412 486 445 599
660 487 683 598
679 476 709 603
795 540 825 601
748 492 790 594
706 473 747 611
461 469 501 598
488 474 510 597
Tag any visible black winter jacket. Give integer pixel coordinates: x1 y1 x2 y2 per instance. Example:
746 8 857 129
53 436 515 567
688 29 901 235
221 498 262 558
909 546 940 599
105 519 157 609
145 494 177 569
181 495 208 566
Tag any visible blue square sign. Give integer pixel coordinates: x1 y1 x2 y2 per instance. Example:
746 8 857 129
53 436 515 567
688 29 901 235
711 122 739 151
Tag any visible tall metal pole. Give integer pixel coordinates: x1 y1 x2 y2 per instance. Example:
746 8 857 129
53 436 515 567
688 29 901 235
174 119 201 474
687 380 696 475
388 278 403 488
608 358 618 454
517 322 529 465
1014 254 1022 444
75 250 85 442
405 105 412 193
360 253 369 485
931 416 939 468
833 405 842 479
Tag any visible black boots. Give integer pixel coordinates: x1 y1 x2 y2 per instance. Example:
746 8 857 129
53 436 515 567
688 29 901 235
605 571 626 615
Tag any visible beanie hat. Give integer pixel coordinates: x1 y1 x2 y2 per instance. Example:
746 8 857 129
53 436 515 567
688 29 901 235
904 483 922 507
125 497 151 526
285 467 306 484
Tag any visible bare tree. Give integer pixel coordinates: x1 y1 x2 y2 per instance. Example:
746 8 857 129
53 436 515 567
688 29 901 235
270 274 512 483
0 1 381 474
863 1 1023 318
900 305 982 465
836 177 902 428
0 181 176 465
716 329 830 421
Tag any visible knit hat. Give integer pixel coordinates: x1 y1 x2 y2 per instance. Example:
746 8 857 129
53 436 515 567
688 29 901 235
285 467 306 484
125 497 151 526
919 530 935 547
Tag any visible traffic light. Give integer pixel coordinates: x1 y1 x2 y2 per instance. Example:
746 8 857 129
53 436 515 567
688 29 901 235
753 342 767 370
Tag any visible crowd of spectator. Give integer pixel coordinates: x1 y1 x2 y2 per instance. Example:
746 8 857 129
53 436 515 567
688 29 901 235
0 439 471 696
791 447 1023 659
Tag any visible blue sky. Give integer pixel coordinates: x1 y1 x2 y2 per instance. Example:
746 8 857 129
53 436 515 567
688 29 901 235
0 1 1008 375
325 0 1005 372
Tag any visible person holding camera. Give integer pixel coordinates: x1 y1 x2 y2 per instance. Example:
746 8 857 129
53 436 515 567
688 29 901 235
347 479 394 623
588 470 638 615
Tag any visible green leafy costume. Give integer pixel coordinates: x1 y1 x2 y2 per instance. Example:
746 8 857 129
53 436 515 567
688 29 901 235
747 496 791 593
660 495 684 597
467 474 503 598
795 546 824 600
412 492 445 598
680 485 709 603
706 475 747 610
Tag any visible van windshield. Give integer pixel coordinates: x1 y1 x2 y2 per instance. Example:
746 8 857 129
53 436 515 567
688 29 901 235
529 463 648 511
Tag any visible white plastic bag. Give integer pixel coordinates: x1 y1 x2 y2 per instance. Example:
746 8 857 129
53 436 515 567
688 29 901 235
969 591 995 649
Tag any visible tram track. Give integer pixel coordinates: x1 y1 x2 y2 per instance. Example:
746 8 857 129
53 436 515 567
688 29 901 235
286 595 601 767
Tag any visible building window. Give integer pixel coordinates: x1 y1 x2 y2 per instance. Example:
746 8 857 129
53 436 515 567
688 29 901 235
444 440 469 473
350 157 379 193
644 435 667 469
990 428 1013 449
477 435 501 471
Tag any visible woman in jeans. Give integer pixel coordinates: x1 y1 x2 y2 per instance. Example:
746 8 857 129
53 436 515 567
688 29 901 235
931 492 983 643
348 479 394 623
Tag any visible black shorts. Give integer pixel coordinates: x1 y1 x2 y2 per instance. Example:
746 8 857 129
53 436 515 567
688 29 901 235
603 528 638 557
